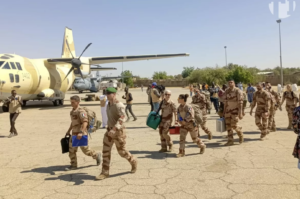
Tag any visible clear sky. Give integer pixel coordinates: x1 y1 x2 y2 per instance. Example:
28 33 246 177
0 0 299 78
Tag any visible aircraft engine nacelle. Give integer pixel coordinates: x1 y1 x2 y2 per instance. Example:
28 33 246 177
73 57 90 78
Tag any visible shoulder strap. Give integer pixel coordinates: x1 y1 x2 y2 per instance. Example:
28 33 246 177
156 100 164 114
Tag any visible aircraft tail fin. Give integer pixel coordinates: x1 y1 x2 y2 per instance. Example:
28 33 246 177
61 27 76 58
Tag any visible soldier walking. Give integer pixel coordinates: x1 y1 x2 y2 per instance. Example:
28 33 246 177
222 79 244 146
250 83 271 140
96 87 137 180
7 90 23 138
158 90 177 153
266 83 281 132
176 94 206 158
192 89 212 140
65 95 101 171
122 87 137 122
280 84 298 129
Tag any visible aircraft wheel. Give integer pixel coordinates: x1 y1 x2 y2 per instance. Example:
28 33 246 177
21 100 27 107
53 100 59 106
59 100 64 105
79 91 83 93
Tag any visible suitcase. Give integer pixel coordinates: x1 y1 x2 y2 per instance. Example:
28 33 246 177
216 118 226 132
60 135 70 154
146 111 161 130
169 126 180 134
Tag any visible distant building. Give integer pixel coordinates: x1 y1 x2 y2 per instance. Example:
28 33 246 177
257 72 274 76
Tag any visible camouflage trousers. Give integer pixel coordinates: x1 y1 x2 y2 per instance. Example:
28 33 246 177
255 107 268 138
225 113 243 141
199 109 211 135
69 136 97 167
286 105 296 125
101 128 136 175
268 107 276 130
159 122 173 150
179 122 205 151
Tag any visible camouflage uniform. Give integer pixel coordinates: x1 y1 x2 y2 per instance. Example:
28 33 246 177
191 92 212 138
100 99 136 176
267 89 280 132
223 87 244 144
177 104 206 157
69 106 98 167
281 91 298 129
158 99 176 152
251 90 270 139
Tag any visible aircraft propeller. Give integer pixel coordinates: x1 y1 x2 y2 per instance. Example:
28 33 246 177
59 39 92 80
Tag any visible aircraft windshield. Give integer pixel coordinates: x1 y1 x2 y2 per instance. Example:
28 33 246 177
0 61 5 68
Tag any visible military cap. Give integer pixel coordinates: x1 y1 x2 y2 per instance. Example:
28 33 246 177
106 87 117 93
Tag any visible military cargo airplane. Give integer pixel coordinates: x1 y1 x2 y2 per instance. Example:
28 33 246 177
0 27 189 109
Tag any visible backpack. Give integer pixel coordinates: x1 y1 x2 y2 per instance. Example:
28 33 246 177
285 91 299 103
155 85 165 94
201 90 211 110
190 104 203 125
82 107 99 133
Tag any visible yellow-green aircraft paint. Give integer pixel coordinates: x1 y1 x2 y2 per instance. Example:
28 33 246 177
0 27 189 107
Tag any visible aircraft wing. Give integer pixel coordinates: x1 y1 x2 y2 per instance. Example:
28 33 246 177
89 53 189 64
46 53 189 65
90 66 117 71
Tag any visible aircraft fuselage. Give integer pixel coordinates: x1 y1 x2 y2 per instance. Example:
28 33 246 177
0 54 74 102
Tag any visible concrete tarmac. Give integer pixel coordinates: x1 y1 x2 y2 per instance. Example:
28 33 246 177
0 87 299 199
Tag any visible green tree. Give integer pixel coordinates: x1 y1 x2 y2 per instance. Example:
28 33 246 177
181 66 194 78
167 75 174 79
152 71 168 79
121 70 134 87
188 67 227 85
225 66 254 83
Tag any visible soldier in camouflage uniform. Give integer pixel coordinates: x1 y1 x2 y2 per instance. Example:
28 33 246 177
176 94 206 157
96 88 137 180
191 89 212 140
280 84 298 129
65 95 101 171
222 79 244 146
158 90 177 153
266 83 281 132
250 83 270 140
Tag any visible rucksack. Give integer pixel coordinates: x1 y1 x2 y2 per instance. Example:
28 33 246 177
82 107 98 133
155 85 165 94
201 90 212 110
190 104 203 125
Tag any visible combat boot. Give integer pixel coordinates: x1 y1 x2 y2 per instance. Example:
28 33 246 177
239 136 244 144
131 160 137 173
159 148 168 153
126 117 130 122
200 145 206 154
95 173 109 180
168 144 173 152
65 166 78 171
176 149 185 158
96 153 102 166
287 121 293 129
207 132 212 140
271 127 276 132
224 140 234 146
133 117 137 121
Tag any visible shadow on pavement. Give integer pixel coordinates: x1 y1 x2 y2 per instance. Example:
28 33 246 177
276 128 294 132
0 135 7 138
130 150 176 159
45 173 94 185
21 165 94 175
243 131 261 135
126 127 149 129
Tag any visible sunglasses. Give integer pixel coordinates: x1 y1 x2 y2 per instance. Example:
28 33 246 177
165 94 171 96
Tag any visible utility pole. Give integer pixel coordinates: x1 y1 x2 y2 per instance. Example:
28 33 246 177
224 46 227 67
277 19 284 87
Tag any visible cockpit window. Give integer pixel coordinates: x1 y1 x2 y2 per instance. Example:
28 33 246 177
16 62 22 70
2 63 11 69
0 61 4 67
10 62 16 69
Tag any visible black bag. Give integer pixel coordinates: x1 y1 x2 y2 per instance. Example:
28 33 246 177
61 135 70 154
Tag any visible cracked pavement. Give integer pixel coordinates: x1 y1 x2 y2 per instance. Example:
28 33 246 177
0 88 300 199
